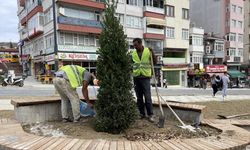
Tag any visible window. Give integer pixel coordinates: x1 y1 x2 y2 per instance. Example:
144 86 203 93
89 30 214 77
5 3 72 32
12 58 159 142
144 0 164 8
238 48 243 56
166 27 175 38
238 34 243 42
231 19 236 27
44 7 53 24
192 36 203 46
229 33 236 41
117 14 124 25
127 38 134 49
238 6 243 14
119 0 124 3
64 8 95 20
182 29 189 40
65 33 73 45
45 34 54 49
182 8 189 19
126 15 142 29
229 48 236 56
166 5 174 17
126 0 143 6
214 42 224 51
145 40 163 54
238 21 242 28
231 4 236 12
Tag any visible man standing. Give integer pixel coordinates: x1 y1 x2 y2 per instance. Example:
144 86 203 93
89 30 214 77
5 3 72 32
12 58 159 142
132 38 156 122
53 65 98 122
221 71 230 101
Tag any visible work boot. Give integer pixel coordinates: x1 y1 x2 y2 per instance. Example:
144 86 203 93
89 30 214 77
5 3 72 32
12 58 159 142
148 115 155 123
74 117 89 123
139 115 146 119
62 118 72 123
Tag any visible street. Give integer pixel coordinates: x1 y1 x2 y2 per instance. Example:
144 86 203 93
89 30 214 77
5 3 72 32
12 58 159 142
0 81 250 97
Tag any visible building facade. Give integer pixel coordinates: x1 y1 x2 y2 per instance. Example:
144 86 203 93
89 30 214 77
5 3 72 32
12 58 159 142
17 0 104 76
116 0 165 86
189 27 204 70
17 0 191 87
163 0 190 87
190 0 244 71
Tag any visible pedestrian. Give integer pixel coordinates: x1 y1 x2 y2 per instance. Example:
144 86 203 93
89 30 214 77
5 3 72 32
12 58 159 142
131 38 156 123
221 71 230 101
53 65 99 123
211 74 218 97
203 77 207 89
163 79 167 88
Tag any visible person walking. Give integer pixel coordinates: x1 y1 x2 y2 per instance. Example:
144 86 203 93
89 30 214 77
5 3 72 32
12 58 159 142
53 65 98 123
163 79 167 88
131 38 156 122
221 71 230 101
211 74 218 97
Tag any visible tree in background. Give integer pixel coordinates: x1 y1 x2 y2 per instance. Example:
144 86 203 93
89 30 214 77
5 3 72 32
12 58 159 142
94 0 137 134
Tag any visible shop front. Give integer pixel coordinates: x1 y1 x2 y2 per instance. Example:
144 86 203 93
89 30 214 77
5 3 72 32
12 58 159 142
57 52 97 74
161 64 188 87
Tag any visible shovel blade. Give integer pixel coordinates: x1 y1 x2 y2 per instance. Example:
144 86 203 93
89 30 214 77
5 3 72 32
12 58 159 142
157 115 165 128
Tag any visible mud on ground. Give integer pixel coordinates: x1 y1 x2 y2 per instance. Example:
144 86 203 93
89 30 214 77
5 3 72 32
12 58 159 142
2 99 250 141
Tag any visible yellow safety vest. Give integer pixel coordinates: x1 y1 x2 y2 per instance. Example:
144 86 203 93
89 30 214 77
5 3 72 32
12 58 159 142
132 47 152 77
59 65 85 89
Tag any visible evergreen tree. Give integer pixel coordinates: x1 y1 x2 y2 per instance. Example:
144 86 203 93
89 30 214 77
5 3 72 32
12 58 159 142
94 0 137 134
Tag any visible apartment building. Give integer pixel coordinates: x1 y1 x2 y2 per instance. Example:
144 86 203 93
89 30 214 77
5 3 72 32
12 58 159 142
17 0 166 82
17 0 104 76
116 0 165 85
163 0 190 87
189 27 204 70
190 0 244 72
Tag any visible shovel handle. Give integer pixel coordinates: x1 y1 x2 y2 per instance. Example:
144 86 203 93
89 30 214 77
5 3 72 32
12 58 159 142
150 52 164 116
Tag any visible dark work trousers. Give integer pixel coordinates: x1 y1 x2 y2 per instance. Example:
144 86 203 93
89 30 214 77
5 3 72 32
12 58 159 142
212 84 218 96
133 77 153 117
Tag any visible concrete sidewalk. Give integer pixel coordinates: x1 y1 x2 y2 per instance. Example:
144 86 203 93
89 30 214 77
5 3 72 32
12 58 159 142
153 95 250 103
1 94 250 111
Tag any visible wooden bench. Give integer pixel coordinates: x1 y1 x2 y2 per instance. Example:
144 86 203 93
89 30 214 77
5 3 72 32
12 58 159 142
1 118 250 150
152 99 206 124
11 96 96 123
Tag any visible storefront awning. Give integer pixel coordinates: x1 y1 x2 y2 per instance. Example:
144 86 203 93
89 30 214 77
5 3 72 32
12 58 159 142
146 17 166 26
228 70 246 78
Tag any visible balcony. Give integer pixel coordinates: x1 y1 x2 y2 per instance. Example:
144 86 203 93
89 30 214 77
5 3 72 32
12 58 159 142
143 6 164 15
58 16 102 28
146 27 164 35
57 16 102 34
213 51 224 58
163 57 186 64
20 0 43 25
57 0 105 10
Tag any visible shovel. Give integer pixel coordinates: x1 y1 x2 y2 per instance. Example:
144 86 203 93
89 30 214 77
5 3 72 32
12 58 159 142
150 52 165 128
159 95 196 132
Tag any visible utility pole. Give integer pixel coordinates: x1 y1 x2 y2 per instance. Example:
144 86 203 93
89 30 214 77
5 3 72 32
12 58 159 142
52 0 58 71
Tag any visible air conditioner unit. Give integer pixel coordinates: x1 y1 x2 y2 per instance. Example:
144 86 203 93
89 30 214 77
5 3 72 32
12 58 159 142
206 46 210 53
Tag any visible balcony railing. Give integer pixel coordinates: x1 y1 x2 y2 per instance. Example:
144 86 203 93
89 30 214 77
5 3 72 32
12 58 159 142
19 0 42 21
58 16 102 28
163 57 186 64
146 27 164 35
143 6 164 14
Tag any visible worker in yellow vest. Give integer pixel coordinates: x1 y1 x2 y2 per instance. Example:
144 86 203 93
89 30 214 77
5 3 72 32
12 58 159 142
132 38 156 123
53 64 98 123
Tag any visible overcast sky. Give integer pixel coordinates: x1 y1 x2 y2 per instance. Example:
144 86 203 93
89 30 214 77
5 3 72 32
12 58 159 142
0 1 19 42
